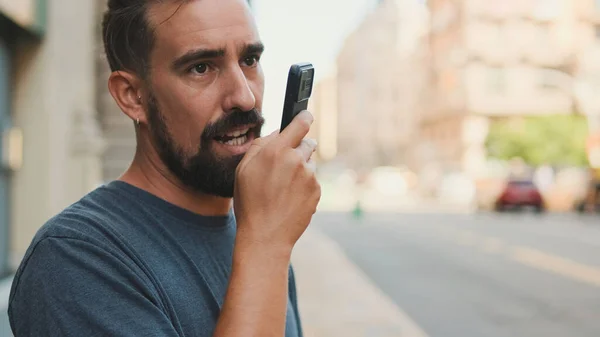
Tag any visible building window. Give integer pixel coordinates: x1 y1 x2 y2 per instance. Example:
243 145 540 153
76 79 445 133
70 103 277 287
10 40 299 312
487 67 506 93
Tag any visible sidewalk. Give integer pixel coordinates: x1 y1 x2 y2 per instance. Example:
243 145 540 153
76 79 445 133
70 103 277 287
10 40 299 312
291 227 429 337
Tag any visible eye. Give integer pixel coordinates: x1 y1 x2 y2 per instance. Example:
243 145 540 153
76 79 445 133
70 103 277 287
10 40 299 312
242 55 260 67
190 63 209 75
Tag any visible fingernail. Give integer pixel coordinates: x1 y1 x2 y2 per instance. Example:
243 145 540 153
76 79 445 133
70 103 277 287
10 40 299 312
299 110 314 123
306 138 318 149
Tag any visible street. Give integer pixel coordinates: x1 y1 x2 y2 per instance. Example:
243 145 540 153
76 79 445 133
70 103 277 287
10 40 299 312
305 211 600 337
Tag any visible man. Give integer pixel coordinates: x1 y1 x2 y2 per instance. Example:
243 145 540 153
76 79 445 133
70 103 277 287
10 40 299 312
8 0 320 336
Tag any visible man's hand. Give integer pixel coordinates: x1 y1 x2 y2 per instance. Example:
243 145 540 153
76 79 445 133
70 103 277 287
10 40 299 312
233 110 321 253
212 111 319 337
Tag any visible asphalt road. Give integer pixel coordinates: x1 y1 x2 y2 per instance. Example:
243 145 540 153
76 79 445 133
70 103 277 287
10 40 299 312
313 211 600 337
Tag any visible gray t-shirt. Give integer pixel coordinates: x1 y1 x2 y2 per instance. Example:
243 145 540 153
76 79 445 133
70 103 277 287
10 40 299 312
8 181 303 337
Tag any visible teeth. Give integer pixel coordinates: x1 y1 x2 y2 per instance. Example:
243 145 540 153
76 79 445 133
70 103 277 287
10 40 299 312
224 135 247 146
225 128 250 138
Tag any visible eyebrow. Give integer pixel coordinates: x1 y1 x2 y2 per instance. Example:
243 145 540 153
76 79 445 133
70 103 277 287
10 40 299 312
171 42 265 70
171 48 226 70
244 42 265 55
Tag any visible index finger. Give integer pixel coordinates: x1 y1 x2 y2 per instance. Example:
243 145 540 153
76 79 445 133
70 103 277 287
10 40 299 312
278 110 313 148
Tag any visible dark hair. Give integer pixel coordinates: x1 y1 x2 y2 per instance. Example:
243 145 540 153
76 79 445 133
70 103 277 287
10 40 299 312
102 0 186 78
102 0 153 77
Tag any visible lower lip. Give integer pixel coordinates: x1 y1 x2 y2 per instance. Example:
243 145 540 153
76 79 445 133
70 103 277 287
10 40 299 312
213 133 255 156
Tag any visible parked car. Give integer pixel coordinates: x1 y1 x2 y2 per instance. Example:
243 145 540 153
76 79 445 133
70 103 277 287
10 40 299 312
495 179 544 212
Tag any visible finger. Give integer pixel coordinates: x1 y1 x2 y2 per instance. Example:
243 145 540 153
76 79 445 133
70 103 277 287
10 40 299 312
256 129 279 147
305 158 317 174
237 132 274 176
294 138 318 162
278 111 313 148
244 129 279 161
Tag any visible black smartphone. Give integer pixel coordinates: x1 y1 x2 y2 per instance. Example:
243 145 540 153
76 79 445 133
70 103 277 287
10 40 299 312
280 63 315 131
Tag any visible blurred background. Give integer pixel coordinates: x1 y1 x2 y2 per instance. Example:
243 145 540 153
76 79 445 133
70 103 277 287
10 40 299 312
2 0 600 336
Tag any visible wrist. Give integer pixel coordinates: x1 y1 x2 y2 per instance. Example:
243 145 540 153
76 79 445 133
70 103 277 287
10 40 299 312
234 217 295 260
234 237 293 264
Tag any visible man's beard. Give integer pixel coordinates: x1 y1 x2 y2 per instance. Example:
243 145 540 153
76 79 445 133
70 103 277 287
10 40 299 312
146 93 264 198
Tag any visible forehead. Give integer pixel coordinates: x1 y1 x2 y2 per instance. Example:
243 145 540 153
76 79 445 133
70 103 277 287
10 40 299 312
147 0 259 54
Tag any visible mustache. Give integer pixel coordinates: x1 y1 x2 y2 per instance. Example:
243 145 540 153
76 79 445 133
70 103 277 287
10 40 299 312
202 108 265 140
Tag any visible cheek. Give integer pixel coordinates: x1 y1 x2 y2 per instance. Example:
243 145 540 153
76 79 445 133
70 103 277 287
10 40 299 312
250 69 265 109
174 112 211 152
153 87 213 151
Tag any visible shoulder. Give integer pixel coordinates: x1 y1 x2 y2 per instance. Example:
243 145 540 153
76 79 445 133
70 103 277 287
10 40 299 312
8 187 159 321
8 232 175 336
33 182 137 247
7 183 177 335
12 183 144 296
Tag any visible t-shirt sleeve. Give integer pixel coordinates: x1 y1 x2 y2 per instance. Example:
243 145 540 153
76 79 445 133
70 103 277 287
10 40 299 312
8 237 181 337
288 266 304 337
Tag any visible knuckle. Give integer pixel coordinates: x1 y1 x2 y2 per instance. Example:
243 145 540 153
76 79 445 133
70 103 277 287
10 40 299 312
262 145 279 162
304 138 317 151
304 164 316 178
312 187 321 213
299 149 311 162
314 180 321 196
284 150 303 168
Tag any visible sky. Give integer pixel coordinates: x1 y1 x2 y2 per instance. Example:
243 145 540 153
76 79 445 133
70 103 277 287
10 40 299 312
252 0 378 132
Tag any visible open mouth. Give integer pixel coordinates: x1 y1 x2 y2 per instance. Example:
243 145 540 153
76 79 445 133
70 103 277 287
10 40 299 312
213 126 254 146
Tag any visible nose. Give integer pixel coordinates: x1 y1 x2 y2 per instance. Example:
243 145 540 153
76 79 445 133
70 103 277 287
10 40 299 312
222 66 256 113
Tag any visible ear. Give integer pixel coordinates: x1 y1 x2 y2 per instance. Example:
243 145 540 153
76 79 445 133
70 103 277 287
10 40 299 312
107 70 148 125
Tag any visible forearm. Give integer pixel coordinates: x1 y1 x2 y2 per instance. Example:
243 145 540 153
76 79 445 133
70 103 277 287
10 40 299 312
213 240 292 337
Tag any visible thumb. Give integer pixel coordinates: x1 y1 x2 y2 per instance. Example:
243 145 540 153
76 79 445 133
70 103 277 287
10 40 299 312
242 129 279 163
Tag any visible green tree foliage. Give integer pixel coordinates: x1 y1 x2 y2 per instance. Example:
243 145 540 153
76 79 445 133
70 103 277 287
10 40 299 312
485 115 588 166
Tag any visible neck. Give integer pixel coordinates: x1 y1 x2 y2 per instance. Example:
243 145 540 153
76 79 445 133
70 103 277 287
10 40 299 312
119 147 232 216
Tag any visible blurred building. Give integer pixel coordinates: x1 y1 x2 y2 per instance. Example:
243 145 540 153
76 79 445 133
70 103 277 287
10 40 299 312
335 0 430 172
95 1 136 182
574 1 600 167
309 76 338 163
1 0 104 332
424 0 600 176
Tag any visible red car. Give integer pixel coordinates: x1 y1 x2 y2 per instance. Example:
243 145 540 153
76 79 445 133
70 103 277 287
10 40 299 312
495 179 545 212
